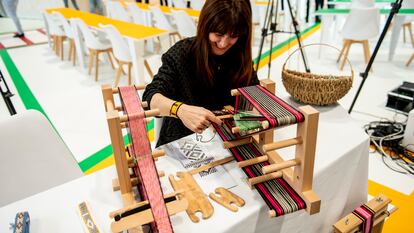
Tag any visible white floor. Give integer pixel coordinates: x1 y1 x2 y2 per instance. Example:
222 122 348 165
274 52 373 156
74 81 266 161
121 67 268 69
1 19 413 195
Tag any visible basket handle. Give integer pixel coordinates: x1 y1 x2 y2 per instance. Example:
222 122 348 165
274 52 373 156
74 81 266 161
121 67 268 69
282 43 354 78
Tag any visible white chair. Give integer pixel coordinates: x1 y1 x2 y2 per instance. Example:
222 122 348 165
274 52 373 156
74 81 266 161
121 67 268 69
171 0 186 8
350 0 374 8
73 18 115 81
100 24 157 86
107 1 132 22
53 12 77 66
43 12 66 60
171 10 196 38
149 6 180 45
128 2 151 26
337 7 380 70
190 0 204 10
0 110 83 207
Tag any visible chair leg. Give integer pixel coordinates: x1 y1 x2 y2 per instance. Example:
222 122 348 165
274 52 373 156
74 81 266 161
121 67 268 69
95 51 100 81
362 40 370 65
408 23 414 48
72 42 76 66
60 37 64 61
340 41 351 71
337 40 346 63
144 59 153 79
114 62 123 87
407 53 414 67
88 49 94 75
127 62 132 85
107 50 115 69
403 23 407 43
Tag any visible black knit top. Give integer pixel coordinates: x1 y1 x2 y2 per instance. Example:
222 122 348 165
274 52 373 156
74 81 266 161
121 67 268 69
143 37 259 146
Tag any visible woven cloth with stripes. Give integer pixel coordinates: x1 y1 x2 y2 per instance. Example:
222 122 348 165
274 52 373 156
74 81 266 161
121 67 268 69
119 86 173 233
213 85 307 217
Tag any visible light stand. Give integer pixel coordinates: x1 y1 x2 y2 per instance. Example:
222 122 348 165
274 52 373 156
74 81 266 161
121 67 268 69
255 0 310 78
348 0 403 114
0 69 16 115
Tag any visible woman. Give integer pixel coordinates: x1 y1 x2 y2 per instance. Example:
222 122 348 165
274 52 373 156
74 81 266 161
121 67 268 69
143 0 259 146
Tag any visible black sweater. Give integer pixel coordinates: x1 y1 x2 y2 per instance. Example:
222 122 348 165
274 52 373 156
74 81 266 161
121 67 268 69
143 37 259 146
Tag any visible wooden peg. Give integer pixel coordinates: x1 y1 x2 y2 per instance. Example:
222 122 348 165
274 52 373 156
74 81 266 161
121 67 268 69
209 187 245 212
111 84 146 93
262 159 300 174
232 121 269 134
262 137 302 152
189 156 234 175
230 89 240 96
116 101 148 112
119 109 160 122
248 171 282 188
223 137 253 149
237 155 268 168
113 177 140 192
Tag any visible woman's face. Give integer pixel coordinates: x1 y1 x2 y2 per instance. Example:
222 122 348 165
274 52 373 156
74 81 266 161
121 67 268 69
209 32 239 56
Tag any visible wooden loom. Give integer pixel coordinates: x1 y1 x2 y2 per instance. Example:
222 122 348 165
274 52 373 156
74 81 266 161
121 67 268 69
101 84 188 233
333 195 397 233
219 79 321 217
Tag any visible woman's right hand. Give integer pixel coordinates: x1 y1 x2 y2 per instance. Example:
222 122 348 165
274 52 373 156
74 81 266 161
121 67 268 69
177 104 222 134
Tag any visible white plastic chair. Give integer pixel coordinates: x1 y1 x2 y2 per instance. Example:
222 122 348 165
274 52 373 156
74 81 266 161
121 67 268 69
149 6 180 45
171 10 196 38
350 0 374 8
190 0 204 10
73 18 115 81
107 1 132 22
100 24 158 86
0 110 83 207
337 7 380 70
128 2 151 26
43 12 66 59
172 0 186 8
53 11 77 66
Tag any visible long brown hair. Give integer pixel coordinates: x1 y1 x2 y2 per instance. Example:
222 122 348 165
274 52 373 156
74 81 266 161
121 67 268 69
193 0 253 87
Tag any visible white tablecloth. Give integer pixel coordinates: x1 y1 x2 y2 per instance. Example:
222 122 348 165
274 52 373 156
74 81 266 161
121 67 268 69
0 103 369 233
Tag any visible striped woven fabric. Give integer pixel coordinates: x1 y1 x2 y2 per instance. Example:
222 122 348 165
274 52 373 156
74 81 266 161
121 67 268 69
235 85 304 128
353 205 375 233
118 86 173 233
230 142 306 216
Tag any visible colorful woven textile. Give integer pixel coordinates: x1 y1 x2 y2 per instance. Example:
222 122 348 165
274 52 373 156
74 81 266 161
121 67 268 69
230 142 306 216
213 85 304 139
235 85 304 128
119 86 173 233
353 205 375 233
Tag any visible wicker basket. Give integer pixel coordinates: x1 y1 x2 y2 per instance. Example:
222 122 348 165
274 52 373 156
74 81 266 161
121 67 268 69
281 44 354 106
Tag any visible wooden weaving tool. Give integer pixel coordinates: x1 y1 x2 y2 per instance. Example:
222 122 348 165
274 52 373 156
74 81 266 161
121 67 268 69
101 84 188 233
169 172 214 223
209 187 245 212
212 79 321 218
333 195 397 233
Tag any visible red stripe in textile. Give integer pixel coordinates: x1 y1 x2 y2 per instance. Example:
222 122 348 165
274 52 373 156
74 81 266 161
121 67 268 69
0 43 5 49
37 28 46 35
238 85 277 127
19 36 34 45
278 178 306 209
354 206 374 233
230 145 284 216
256 85 304 123
119 86 173 233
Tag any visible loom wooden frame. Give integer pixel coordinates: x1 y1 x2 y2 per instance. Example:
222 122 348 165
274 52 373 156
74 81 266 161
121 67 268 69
101 84 187 233
333 195 397 233
228 79 321 216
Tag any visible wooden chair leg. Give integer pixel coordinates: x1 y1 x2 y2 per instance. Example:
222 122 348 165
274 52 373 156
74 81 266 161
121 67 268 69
407 53 414 67
337 40 346 63
144 59 153 79
68 39 72 61
127 62 132 85
114 62 123 87
52 35 56 53
362 40 370 65
88 49 94 75
107 50 115 69
72 43 76 66
340 41 351 70
403 24 407 43
95 51 100 81
60 37 64 61
408 23 414 48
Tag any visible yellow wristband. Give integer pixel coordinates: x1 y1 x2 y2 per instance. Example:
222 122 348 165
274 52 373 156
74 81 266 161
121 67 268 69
170 101 183 118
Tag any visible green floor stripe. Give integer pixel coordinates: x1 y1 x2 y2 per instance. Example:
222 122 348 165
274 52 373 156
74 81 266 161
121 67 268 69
79 134 131 172
0 49 47 117
253 23 319 65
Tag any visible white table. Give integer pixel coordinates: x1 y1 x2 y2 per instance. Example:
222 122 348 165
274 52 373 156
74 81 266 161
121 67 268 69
0 103 370 233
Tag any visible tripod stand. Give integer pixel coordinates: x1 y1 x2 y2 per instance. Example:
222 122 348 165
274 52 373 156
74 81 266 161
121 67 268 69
255 0 310 79
348 0 403 113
